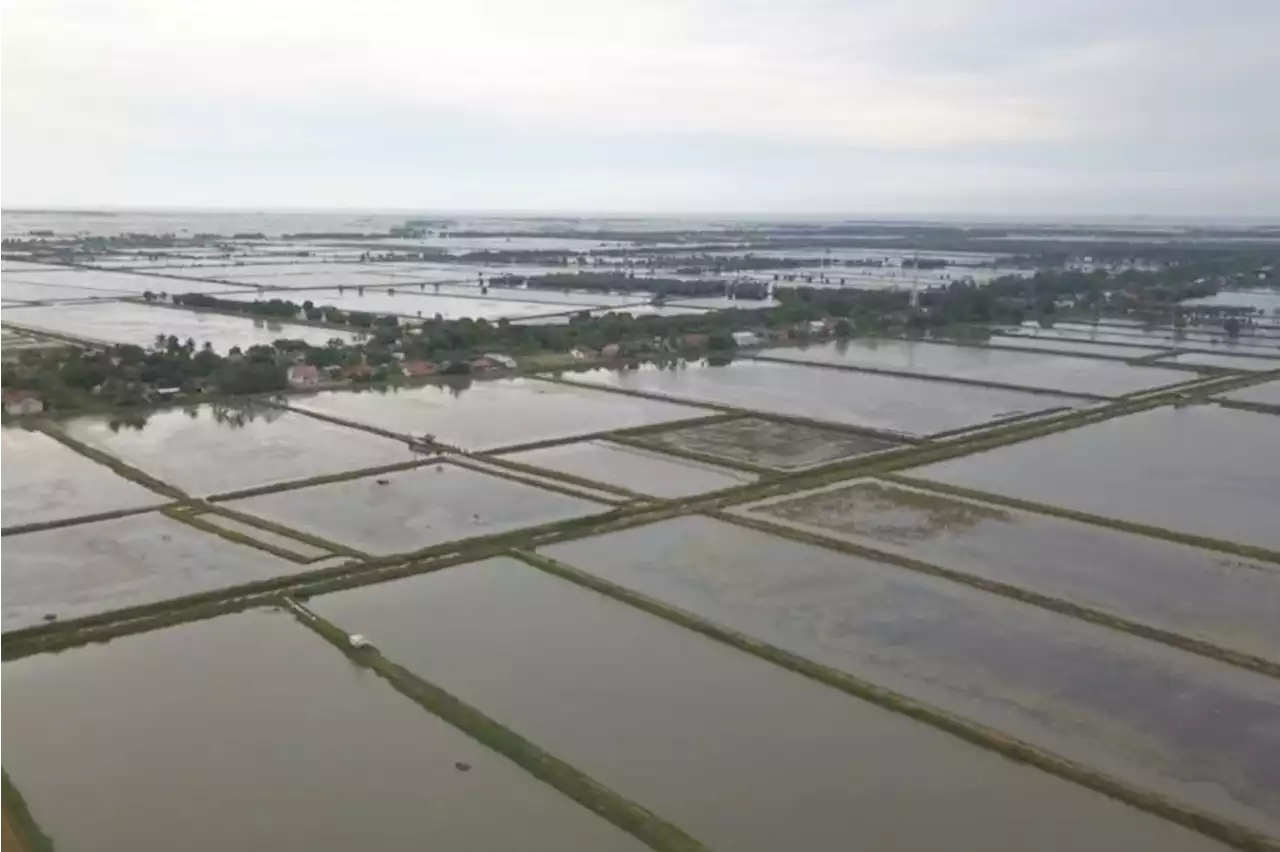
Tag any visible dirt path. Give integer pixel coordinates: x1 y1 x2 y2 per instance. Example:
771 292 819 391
2 806 28 852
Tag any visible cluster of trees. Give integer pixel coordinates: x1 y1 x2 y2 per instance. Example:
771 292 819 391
171 292 400 330
493 272 771 300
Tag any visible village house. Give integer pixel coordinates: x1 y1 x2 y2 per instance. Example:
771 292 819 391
569 346 598 360
3 389 44 416
286 363 321 388
600 343 622 358
731 330 762 347
482 352 518 369
680 333 710 350
401 360 436 379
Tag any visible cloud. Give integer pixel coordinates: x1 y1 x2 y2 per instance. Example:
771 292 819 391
3 0 1278 213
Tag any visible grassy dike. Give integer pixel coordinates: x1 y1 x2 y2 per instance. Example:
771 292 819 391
2 771 54 852
509 549 1277 852
1 503 177 538
285 601 712 852
712 507 1279 679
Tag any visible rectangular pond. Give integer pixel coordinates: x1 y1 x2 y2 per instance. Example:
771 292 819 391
309 557 1224 852
906 404 1280 552
2 277 136 302
1156 351 1280 371
1 609 642 852
288 378 713 451
498 440 756 497
219 287 584 321
737 478 1280 663
560 361 1085 437
63 404 415 496
1 428 166 528
638 416 902 470
1217 379 1280 406
542 516 1280 836
2 512 314 629
755 339 1190 397
223 464 610 555
2 301 359 353
970 333 1167 359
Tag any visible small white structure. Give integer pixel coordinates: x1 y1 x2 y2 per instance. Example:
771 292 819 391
482 352 518 369
287 363 321 387
3 391 44 416
731 331 761 348
348 633 372 649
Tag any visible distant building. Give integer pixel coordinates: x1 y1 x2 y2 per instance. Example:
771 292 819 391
731 331 761 347
401 360 436 378
482 352 517 369
570 346 597 360
600 343 622 358
680 333 710 350
3 390 44 416
287 364 321 387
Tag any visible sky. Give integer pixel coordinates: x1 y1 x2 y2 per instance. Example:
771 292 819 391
2 0 1278 217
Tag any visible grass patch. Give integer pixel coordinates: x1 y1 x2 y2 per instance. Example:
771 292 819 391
510 548 1275 852
287 601 712 852
3 770 55 852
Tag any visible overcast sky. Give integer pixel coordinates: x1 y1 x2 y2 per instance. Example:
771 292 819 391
3 0 1277 216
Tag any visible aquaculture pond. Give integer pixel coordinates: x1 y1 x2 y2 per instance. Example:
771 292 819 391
288 378 712 452
974 334 1174 359
542 516 1280 835
222 464 610 555
499 440 756 497
755 339 1190 396
738 478 1280 663
906 404 1280 552
638 416 902 470
1 301 359 352
309 558 1224 852
561 360 1085 437
1156 351 1280 371
62 404 414 496
1 427 166 528
2 512 311 629
2 610 643 852
1217 379 1280 406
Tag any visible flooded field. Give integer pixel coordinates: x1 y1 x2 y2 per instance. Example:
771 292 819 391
1052 322 1280 353
1 610 641 852
975 334 1170 359
1218 379 1280 406
499 440 756 497
561 361 1084 437
220 287 581 321
2 512 311 629
63 404 413 496
222 464 608 555
1 301 359 352
289 379 712 451
309 558 1224 852
739 479 1280 663
907 404 1280 551
755 339 1189 396
1 428 165 527
2 277 136 302
1182 289 1280 315
542 516 1280 834
639 415 901 469
196 512 333 560
1156 351 1280 371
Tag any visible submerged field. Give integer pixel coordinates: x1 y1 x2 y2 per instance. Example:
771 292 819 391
738 478 1280 663
61 403 415 496
2 512 312 629
754 338 1191 396
1 427 166 528
288 378 713 451
904 404 1280 552
636 416 902 470
222 464 610 555
542 516 1280 835
1 301 359 352
498 440 756 497
2 610 644 852
309 558 1224 852
561 360 1086 437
